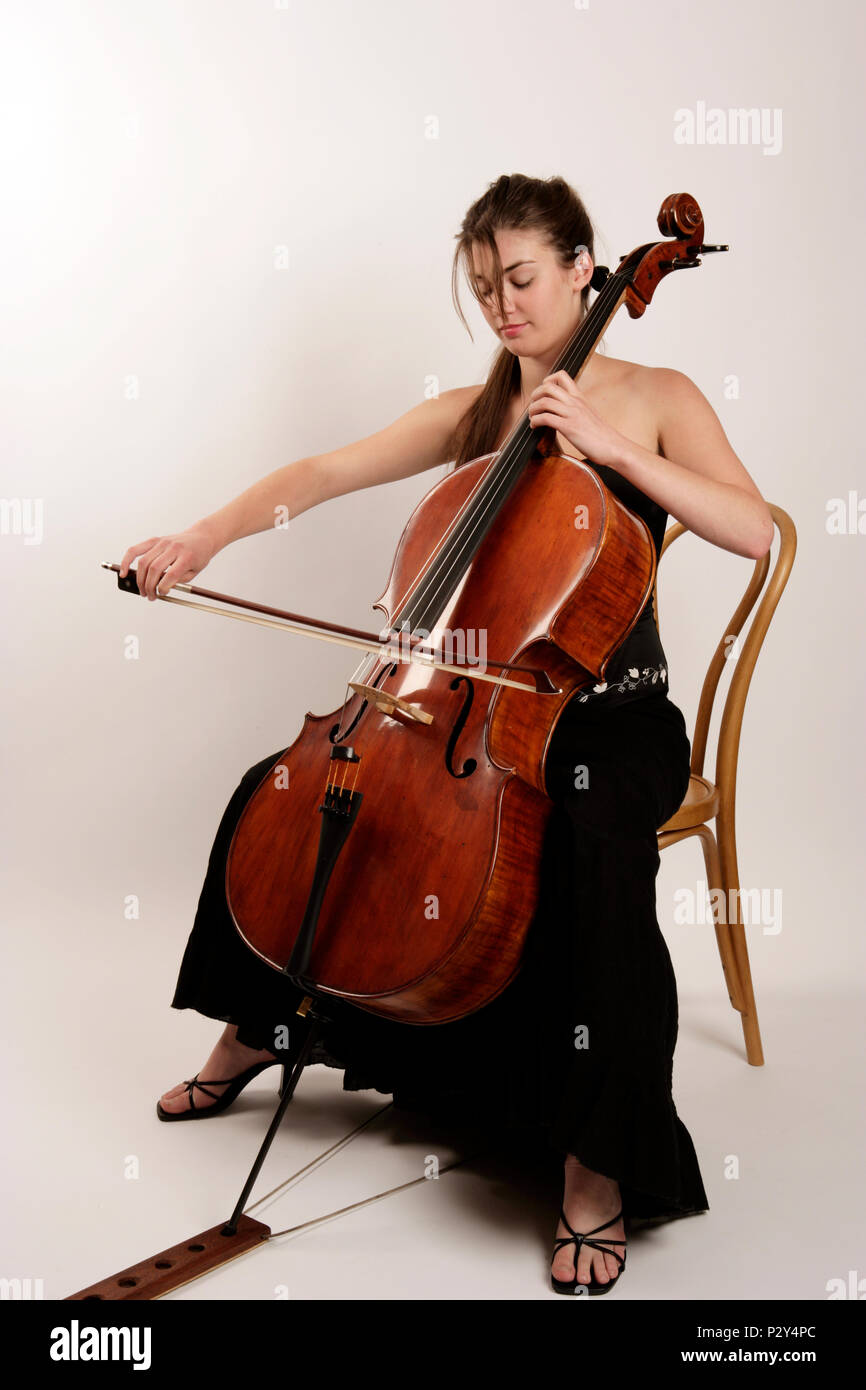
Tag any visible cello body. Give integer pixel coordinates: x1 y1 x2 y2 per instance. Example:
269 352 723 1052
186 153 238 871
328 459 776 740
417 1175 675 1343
225 448 656 1023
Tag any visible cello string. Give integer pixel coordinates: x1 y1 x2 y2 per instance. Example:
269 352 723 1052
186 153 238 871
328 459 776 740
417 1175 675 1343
387 341 588 639
327 273 620 718
400 272 622 631
382 365 562 642
392 274 625 642
403 274 624 636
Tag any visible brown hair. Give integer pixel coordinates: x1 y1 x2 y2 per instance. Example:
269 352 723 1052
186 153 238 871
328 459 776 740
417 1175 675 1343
446 173 599 468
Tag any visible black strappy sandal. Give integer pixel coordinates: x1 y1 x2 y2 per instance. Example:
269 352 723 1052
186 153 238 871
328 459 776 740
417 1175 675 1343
550 1207 627 1295
156 1058 287 1121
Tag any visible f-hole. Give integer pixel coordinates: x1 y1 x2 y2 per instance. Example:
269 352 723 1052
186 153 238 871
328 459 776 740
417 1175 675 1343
445 676 477 779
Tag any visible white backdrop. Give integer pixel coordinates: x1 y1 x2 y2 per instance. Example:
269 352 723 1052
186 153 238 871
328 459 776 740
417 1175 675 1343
2 0 863 1303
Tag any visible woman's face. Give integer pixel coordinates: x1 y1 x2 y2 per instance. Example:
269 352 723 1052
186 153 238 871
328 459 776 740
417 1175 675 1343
469 228 591 359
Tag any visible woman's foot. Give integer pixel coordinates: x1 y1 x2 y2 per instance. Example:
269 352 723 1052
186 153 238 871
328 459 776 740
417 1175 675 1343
551 1154 626 1288
158 1023 278 1116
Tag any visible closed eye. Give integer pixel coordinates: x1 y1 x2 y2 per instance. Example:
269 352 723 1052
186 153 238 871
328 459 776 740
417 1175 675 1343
479 279 532 298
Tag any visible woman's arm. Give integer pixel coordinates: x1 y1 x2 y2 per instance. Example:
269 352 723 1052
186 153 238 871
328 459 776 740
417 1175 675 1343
120 388 473 600
200 387 478 549
528 367 775 560
617 368 775 560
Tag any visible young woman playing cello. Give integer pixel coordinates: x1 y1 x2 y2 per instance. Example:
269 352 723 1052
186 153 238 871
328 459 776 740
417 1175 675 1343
120 174 773 1295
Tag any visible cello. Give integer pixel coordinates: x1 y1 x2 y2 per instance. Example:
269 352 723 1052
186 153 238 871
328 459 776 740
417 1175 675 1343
72 192 727 1299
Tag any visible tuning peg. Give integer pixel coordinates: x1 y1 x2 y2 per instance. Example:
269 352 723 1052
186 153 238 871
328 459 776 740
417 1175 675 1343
657 255 701 271
698 243 729 253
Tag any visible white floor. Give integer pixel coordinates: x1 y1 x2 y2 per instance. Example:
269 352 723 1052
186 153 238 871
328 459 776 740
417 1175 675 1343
4 955 863 1302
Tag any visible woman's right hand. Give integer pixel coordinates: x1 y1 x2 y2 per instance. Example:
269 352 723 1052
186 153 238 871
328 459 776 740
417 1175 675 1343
119 525 220 601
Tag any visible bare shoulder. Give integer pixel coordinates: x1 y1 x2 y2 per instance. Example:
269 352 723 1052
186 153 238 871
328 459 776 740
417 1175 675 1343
445 382 486 416
593 356 694 399
439 382 488 446
644 364 707 410
593 354 671 401
640 364 729 457
582 353 655 406
631 363 771 505
602 359 719 446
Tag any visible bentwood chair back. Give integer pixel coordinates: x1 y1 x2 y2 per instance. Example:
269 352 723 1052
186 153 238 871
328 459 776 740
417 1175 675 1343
654 505 797 1066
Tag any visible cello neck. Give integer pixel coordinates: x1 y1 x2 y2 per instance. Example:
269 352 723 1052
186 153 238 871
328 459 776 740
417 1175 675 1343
396 268 630 639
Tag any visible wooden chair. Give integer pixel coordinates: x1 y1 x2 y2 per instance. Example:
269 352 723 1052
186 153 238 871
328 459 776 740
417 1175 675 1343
654 505 797 1066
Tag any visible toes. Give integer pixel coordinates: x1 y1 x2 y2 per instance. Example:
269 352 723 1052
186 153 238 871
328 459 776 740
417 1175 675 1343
552 1228 575 1281
592 1253 610 1284
158 1093 187 1112
159 1083 203 1112
161 1083 187 1101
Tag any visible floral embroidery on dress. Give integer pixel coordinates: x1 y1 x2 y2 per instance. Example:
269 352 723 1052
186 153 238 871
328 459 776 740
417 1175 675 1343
576 664 667 702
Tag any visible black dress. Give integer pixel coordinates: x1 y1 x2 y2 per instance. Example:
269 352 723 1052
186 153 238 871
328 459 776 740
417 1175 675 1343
171 458 710 1225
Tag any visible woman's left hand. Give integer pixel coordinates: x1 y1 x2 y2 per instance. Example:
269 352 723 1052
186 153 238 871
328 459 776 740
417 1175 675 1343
527 371 630 470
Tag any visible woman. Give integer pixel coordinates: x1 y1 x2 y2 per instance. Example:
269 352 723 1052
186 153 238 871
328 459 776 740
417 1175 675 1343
120 174 774 1295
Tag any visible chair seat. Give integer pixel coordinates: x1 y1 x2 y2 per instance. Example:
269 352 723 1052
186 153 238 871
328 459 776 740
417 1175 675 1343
659 773 720 833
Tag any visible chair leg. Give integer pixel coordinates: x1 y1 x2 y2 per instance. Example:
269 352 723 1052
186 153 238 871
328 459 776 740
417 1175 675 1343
714 805 765 1067
696 825 746 1015
721 869 765 1067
